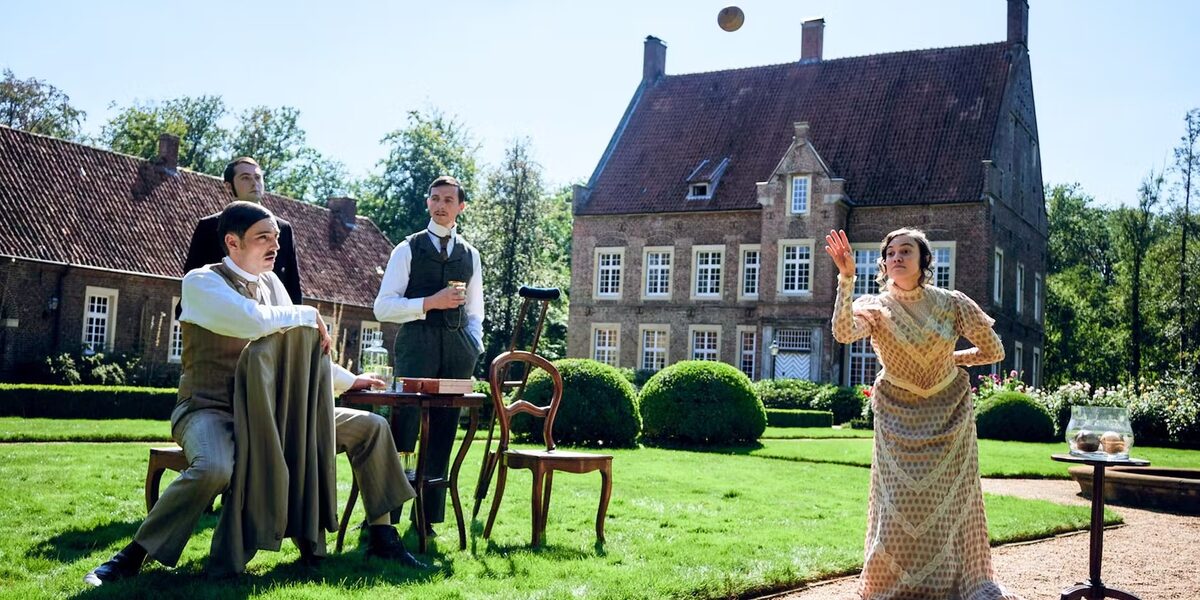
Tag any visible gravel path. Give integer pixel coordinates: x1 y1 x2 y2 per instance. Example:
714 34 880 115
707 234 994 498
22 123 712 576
767 478 1200 599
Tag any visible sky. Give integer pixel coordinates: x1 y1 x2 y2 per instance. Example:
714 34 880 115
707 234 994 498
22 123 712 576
3 0 1198 207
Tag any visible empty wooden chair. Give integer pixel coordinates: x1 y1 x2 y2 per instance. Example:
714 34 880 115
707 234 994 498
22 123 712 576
482 351 612 547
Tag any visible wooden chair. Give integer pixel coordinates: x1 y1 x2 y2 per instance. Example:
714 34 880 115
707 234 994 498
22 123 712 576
145 446 189 512
482 351 612 547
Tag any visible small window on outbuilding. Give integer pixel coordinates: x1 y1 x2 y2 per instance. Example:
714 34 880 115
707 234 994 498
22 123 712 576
688 183 710 199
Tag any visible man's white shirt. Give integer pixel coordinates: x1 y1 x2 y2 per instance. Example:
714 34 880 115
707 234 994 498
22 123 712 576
181 257 356 393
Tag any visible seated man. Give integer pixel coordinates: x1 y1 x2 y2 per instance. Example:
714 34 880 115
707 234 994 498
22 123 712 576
86 201 422 586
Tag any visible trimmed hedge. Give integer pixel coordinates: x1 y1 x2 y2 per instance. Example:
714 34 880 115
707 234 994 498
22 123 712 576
754 379 823 409
975 391 1055 442
766 409 833 428
0 384 177 420
514 359 641 448
811 385 864 424
640 361 766 445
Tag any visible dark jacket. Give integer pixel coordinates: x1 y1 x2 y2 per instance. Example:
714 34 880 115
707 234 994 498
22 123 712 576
177 212 302 318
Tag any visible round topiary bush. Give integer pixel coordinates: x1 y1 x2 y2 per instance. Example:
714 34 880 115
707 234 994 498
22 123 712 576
975 390 1055 442
811 384 865 425
753 378 822 409
514 358 641 448
640 360 766 445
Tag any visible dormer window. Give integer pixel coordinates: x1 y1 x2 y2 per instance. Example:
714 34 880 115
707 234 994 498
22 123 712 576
685 156 730 201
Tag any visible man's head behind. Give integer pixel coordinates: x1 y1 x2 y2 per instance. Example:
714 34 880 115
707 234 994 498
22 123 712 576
217 201 280 275
427 175 466 228
223 157 264 201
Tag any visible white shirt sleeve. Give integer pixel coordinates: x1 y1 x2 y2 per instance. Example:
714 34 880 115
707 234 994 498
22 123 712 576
466 245 484 352
373 241 427 323
180 269 318 339
331 363 357 396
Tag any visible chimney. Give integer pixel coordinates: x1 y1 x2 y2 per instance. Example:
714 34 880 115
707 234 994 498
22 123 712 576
800 18 825 63
157 133 179 172
794 121 810 143
327 197 357 243
1007 0 1028 48
643 36 666 85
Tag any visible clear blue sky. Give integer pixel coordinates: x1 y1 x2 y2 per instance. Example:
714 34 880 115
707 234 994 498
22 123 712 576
3 1 1198 207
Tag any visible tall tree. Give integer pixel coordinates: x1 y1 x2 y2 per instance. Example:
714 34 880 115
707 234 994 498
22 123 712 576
1173 108 1200 369
1114 171 1164 386
99 95 229 175
227 105 306 177
359 110 478 243
0 69 86 140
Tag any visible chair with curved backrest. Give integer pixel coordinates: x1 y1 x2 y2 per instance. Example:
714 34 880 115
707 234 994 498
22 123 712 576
482 350 613 547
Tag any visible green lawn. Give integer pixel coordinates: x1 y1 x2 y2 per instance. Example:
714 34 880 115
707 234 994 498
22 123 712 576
0 418 173 442
751 438 1200 478
760 427 874 439
0 440 1108 600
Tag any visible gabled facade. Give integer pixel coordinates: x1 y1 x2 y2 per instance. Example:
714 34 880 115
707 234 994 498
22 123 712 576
569 0 1047 388
0 126 399 383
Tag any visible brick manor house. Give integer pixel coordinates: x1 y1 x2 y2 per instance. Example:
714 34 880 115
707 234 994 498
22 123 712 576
568 0 1047 388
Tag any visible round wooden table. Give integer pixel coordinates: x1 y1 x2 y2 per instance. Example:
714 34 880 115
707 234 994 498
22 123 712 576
1051 453 1150 600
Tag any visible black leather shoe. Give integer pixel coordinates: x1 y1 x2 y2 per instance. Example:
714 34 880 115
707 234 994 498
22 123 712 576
83 546 145 586
296 539 325 568
365 525 427 569
424 522 438 538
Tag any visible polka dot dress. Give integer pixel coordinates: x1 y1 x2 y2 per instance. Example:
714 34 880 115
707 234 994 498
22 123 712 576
833 276 1020 600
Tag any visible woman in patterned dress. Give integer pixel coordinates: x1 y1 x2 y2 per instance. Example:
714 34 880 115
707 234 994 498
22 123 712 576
824 228 1021 600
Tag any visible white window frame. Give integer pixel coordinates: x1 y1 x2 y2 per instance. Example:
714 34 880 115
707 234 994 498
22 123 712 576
168 296 183 363
1032 346 1042 389
845 338 879 387
359 320 382 364
777 239 815 296
737 325 757 379
591 323 621 367
688 325 722 362
638 324 670 372
993 247 1004 305
1034 272 1043 324
641 246 674 300
789 175 811 215
687 182 712 200
593 247 625 300
1014 341 1024 377
850 243 881 297
691 244 725 300
1016 262 1026 315
738 244 761 300
929 241 957 290
82 285 119 352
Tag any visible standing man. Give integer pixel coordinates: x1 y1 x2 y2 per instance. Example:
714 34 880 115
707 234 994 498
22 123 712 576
85 202 422 587
179 157 301 307
374 175 484 535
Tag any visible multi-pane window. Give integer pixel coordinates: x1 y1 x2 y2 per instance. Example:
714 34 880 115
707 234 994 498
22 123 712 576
1032 347 1042 389
595 249 623 298
693 246 724 298
690 327 720 361
738 328 757 379
790 175 810 214
780 242 812 294
169 297 183 362
847 339 879 387
592 326 619 366
641 327 668 371
1014 341 1024 378
993 248 1004 304
643 248 672 297
360 320 382 362
930 244 955 289
1034 273 1043 323
853 247 879 296
82 286 118 352
1016 263 1026 314
740 246 760 298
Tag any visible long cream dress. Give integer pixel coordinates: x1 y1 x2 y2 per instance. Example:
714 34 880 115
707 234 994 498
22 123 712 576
832 275 1020 600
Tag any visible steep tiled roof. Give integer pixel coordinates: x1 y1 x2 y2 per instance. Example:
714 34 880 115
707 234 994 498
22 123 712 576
0 126 395 307
579 42 1011 214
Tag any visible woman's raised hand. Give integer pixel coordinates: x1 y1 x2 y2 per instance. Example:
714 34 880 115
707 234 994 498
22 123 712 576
824 229 856 278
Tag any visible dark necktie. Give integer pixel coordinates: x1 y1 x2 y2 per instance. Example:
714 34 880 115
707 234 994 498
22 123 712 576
437 233 451 260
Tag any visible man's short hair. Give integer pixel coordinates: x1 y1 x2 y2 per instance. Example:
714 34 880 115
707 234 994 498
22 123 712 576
428 175 466 203
217 201 276 255
223 157 261 195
